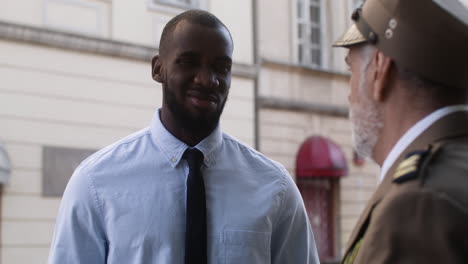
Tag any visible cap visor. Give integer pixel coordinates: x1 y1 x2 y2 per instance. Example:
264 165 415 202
333 24 368 47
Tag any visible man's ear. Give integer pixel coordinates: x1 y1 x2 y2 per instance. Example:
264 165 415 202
372 51 393 102
151 55 163 83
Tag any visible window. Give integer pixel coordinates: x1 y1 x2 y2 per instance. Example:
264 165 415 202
461 0 468 10
352 0 363 9
149 0 207 46
149 0 207 24
42 146 96 197
296 0 324 67
154 0 199 9
44 0 111 38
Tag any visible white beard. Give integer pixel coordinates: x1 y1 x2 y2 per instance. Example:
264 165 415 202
349 73 384 159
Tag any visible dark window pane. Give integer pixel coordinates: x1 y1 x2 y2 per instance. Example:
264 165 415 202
298 24 303 39
354 0 363 9
310 27 321 44
311 49 322 66
158 0 196 7
297 0 303 18
310 6 320 23
42 146 97 197
298 44 304 63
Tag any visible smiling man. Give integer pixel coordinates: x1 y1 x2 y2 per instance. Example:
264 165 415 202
48 10 319 264
334 0 468 263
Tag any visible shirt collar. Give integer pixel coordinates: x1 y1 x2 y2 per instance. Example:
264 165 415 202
150 109 223 168
379 105 468 182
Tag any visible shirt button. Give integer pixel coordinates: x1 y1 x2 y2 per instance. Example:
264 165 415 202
171 157 177 163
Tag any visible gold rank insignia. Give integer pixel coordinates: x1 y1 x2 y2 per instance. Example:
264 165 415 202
393 151 427 183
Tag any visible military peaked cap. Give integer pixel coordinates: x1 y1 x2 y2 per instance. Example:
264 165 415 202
334 0 468 90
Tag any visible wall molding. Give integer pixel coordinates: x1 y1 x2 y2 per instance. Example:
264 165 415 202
43 0 110 37
261 58 349 78
258 96 348 117
0 20 257 79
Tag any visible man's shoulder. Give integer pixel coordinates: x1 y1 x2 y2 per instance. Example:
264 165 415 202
221 132 303 207
422 136 468 210
78 127 152 174
389 135 468 214
373 137 468 231
221 132 289 177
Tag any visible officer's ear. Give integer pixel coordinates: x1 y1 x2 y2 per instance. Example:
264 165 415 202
151 55 164 83
372 51 393 102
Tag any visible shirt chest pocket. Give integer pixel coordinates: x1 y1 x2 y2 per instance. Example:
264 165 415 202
222 230 271 264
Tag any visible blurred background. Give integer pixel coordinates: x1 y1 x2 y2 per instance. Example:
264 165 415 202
0 0 381 263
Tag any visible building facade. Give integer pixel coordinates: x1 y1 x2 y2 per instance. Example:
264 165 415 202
0 0 377 263
0 1 255 263
255 0 378 262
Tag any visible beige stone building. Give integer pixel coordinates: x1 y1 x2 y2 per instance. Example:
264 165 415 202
0 0 378 263
255 0 378 262
0 1 255 263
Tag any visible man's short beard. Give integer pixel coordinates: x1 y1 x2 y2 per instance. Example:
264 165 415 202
163 85 227 133
349 51 384 159
350 97 383 158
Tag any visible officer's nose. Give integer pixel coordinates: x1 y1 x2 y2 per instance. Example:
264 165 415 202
194 67 219 89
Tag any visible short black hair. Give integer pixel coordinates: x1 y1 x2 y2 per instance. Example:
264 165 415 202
158 9 232 56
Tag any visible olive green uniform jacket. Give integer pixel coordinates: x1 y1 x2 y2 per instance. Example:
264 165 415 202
343 111 468 264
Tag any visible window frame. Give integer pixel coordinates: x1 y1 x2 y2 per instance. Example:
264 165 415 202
293 0 328 69
148 0 208 47
154 0 200 9
43 0 111 37
147 0 208 16
348 0 363 13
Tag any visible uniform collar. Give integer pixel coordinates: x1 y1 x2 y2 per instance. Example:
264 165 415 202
344 106 468 256
150 109 223 168
379 105 468 182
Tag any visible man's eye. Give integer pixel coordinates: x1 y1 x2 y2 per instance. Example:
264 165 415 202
216 64 231 73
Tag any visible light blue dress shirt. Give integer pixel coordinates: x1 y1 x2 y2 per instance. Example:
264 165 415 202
49 109 319 264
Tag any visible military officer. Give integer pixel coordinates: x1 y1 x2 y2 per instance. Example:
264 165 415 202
334 0 468 263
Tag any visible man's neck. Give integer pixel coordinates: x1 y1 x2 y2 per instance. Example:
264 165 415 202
372 97 438 166
160 108 215 147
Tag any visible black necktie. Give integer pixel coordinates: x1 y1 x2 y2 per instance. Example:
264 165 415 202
184 148 207 264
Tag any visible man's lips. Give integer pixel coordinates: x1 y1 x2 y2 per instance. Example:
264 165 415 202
186 90 218 108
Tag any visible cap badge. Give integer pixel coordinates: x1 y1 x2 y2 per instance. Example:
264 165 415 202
385 29 393 39
385 18 398 39
389 18 398 29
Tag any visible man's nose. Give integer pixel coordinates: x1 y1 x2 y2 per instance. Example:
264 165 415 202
194 67 219 88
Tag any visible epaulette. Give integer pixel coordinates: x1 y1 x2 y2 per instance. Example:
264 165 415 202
393 150 429 183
